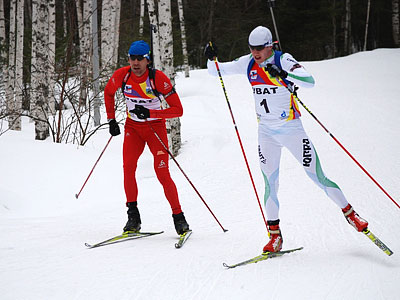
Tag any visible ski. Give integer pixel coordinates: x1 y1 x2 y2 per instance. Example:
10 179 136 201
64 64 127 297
175 230 192 249
362 228 393 256
223 247 303 269
85 231 164 249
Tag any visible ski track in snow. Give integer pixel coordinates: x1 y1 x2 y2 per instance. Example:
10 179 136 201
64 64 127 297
1 49 400 299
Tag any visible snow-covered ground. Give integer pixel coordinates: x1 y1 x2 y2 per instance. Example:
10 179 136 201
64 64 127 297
1 49 399 299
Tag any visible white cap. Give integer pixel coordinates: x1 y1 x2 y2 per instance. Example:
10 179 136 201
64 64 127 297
248 26 273 47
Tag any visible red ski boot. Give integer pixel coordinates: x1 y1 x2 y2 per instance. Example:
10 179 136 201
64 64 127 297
263 220 283 253
342 204 368 232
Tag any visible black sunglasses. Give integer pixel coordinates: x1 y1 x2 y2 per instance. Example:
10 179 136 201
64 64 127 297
249 44 267 51
129 55 146 61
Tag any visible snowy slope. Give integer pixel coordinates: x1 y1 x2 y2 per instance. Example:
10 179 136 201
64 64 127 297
1 49 399 300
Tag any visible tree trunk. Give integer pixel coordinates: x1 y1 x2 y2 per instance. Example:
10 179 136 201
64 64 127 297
31 0 50 140
76 0 83 51
112 0 121 67
63 0 67 38
0 0 5 121
0 0 6 97
177 0 189 77
48 0 56 115
13 0 24 130
101 0 116 78
6 0 17 130
92 0 101 126
139 0 145 38
393 0 400 46
158 0 174 80
331 0 336 58
363 0 371 51
344 0 351 54
207 0 216 42
158 0 180 156
147 0 161 68
77 0 91 107
30 0 37 119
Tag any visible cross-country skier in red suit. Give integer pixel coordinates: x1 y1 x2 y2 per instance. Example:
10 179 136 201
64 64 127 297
104 40 190 235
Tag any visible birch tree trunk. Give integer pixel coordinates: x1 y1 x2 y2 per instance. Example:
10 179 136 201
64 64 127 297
101 0 118 78
92 0 101 125
139 0 145 38
101 0 112 72
147 0 161 68
77 0 92 107
48 0 56 115
0 0 5 49
63 0 67 38
6 0 17 129
31 0 50 140
363 0 371 51
0 0 6 102
393 0 400 46
13 0 24 130
158 0 180 156
31 0 37 80
158 0 174 80
112 0 121 67
177 0 189 77
76 0 83 50
76 0 83 105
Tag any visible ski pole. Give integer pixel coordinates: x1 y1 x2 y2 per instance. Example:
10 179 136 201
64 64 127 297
209 42 269 232
75 136 113 199
146 121 228 232
267 0 282 51
281 81 400 210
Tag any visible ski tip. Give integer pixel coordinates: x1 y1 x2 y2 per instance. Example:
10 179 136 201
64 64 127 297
84 243 93 248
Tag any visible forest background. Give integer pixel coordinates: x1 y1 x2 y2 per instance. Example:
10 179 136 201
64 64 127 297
0 0 399 151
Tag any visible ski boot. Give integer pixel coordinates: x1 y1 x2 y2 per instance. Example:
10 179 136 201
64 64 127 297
342 204 368 232
123 202 141 233
173 212 190 235
263 219 283 253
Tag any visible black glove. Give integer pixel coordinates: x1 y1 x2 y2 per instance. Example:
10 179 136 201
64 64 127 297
130 104 150 119
204 43 217 60
108 119 120 136
266 64 288 79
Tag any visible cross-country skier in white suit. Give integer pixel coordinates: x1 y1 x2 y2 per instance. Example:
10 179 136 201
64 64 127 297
205 26 369 253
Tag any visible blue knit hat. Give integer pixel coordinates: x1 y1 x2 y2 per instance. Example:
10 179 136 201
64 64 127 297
128 40 150 59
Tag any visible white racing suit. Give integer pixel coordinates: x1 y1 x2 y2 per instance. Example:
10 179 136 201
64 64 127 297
207 52 349 221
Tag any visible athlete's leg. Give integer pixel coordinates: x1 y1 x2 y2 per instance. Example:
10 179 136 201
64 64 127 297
258 123 283 221
123 126 146 204
146 122 182 215
281 119 348 209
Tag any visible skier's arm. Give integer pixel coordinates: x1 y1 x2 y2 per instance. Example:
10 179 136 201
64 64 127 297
104 66 130 119
149 70 183 119
280 53 315 88
207 54 251 77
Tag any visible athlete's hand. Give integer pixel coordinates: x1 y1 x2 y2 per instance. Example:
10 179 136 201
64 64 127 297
266 64 288 79
130 105 150 119
108 119 121 136
204 42 217 60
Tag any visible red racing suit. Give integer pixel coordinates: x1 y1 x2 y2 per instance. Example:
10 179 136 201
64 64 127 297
104 66 183 214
